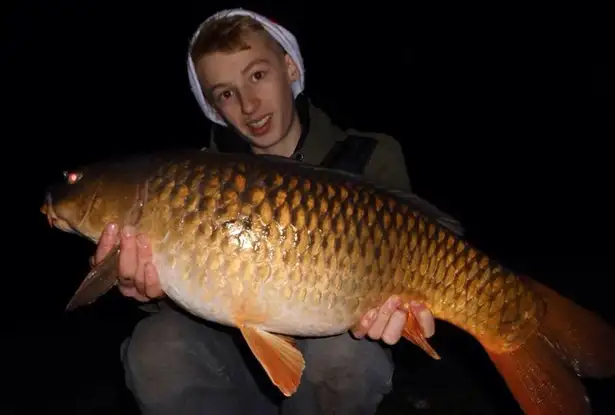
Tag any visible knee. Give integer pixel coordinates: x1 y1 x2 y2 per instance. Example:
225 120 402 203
122 309 233 403
123 310 192 380
300 333 394 394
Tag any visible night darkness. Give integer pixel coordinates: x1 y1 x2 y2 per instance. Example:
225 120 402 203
3 1 614 414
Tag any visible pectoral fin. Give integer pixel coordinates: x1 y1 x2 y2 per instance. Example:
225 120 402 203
402 307 441 360
239 325 305 397
65 245 120 311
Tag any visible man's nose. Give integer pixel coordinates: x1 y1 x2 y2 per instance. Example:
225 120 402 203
239 90 260 115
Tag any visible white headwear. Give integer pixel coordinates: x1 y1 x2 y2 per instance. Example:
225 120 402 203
186 8 305 126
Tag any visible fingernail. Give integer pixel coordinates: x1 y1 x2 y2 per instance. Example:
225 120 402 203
386 296 400 313
122 225 134 238
364 309 377 325
105 223 118 236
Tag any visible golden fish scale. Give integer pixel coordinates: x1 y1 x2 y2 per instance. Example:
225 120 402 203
136 158 543 350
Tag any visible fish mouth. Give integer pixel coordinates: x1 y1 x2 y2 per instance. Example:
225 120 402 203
40 193 73 233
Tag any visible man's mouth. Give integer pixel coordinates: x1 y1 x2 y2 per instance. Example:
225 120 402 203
247 114 272 136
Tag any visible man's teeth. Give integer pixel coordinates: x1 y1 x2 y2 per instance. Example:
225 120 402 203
250 115 271 128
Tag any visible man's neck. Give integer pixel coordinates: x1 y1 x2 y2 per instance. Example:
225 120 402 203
251 112 302 158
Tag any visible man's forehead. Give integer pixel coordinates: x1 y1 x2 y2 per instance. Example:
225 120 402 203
200 52 272 80
197 37 279 83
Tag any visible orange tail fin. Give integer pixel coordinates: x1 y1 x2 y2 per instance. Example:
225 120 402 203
485 278 615 415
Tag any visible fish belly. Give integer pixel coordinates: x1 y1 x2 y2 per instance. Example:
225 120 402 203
153 252 356 337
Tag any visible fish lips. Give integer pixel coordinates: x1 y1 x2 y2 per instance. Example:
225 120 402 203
40 191 76 234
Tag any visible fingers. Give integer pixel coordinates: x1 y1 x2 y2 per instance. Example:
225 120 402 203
133 234 163 299
367 295 401 341
91 223 163 303
94 223 119 264
117 228 163 301
118 226 138 283
351 309 377 339
352 297 407 345
143 263 164 299
117 285 150 302
351 296 436 346
410 302 435 338
133 233 151 297
380 310 407 345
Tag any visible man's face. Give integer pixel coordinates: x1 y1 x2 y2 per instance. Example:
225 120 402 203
194 31 300 150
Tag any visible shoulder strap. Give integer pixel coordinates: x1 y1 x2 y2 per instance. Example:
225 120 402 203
320 134 378 174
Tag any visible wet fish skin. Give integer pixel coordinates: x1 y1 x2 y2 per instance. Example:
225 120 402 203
45 151 536 344
146 156 541 349
42 150 615 414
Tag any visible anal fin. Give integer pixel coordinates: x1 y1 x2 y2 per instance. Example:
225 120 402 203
402 307 441 360
238 325 305 397
65 245 120 311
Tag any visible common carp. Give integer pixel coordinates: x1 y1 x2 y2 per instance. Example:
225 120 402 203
41 149 615 415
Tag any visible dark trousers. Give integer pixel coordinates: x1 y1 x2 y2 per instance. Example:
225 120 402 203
121 304 394 415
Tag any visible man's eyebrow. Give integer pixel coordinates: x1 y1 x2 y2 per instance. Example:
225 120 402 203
207 58 272 94
207 83 228 95
241 58 271 75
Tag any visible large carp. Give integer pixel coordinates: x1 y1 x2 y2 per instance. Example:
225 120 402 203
41 149 615 414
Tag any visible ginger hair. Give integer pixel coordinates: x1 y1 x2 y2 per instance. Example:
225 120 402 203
190 15 285 63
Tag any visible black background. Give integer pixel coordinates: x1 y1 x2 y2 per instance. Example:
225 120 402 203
3 1 614 414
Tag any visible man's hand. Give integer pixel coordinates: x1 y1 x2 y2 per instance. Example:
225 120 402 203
92 223 165 302
351 295 435 345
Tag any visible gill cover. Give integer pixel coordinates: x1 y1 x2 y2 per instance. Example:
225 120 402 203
46 154 165 239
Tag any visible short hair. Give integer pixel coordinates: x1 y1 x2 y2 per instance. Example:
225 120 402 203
190 15 285 63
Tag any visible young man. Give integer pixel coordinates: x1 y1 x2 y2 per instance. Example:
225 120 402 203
93 9 438 415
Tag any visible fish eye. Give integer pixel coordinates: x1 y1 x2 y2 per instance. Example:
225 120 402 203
63 171 83 184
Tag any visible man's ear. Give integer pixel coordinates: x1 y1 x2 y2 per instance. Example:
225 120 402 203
285 54 300 83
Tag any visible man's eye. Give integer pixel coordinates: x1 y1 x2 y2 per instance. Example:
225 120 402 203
219 90 233 100
252 71 266 81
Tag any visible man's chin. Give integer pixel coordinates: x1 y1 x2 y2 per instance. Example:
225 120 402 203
245 133 283 150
